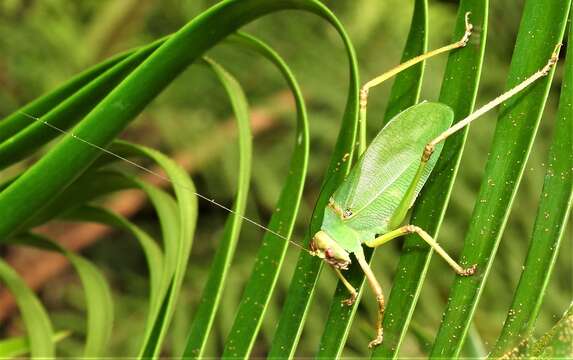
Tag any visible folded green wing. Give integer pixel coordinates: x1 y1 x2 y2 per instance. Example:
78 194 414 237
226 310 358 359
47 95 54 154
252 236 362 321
332 102 453 239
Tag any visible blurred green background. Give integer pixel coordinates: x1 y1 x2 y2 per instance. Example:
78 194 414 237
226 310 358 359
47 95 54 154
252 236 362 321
0 0 570 357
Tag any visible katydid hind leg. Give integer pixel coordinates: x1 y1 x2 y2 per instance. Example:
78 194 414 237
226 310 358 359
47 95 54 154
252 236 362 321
423 44 562 161
366 225 477 276
395 45 562 242
387 154 429 229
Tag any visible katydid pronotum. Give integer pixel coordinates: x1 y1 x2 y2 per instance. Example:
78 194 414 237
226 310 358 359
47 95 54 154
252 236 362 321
308 13 561 348
17 12 561 351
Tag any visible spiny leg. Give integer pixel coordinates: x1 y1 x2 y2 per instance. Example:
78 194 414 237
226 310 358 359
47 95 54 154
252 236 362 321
357 223 476 348
423 43 562 160
354 249 385 348
365 225 476 276
359 12 473 149
333 266 358 306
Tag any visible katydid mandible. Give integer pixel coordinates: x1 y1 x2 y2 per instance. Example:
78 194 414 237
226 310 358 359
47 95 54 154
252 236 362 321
308 13 561 348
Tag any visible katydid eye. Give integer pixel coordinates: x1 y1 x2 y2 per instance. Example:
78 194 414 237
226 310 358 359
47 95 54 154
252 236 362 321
325 248 334 258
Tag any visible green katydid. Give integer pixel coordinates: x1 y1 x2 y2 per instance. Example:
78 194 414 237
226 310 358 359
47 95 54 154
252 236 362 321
308 13 561 348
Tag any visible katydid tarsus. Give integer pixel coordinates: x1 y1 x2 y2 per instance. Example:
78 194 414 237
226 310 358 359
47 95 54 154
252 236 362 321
308 13 561 348
17 11 561 351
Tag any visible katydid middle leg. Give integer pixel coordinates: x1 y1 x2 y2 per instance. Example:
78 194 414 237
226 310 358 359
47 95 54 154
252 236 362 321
365 225 477 276
332 266 358 305
357 225 476 348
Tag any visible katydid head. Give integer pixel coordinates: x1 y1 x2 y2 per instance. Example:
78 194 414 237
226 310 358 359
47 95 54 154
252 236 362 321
310 230 351 270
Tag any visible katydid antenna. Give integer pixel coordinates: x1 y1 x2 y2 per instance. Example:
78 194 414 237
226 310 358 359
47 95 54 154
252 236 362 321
17 111 311 254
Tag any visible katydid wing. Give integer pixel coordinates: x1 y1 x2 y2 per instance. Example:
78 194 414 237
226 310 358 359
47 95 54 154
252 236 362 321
322 102 452 254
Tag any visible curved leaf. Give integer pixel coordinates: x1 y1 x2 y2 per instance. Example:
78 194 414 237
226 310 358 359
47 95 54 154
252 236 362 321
0 37 166 170
9 233 113 358
210 32 309 359
430 1 571 357
62 204 166 323
182 58 252 358
108 141 197 359
0 331 69 359
0 259 54 358
51 167 185 347
9 164 178 324
267 3 361 358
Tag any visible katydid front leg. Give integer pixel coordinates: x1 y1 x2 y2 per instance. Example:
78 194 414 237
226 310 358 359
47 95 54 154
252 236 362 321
333 266 358 306
366 225 477 276
359 12 474 149
354 248 385 348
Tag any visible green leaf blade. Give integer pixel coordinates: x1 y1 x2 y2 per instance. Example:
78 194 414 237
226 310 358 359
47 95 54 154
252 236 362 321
182 58 252 358
64 204 167 323
0 259 55 358
0 332 69 359
210 33 308 359
108 142 198 359
9 233 114 358
491 21 573 357
430 1 571 357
